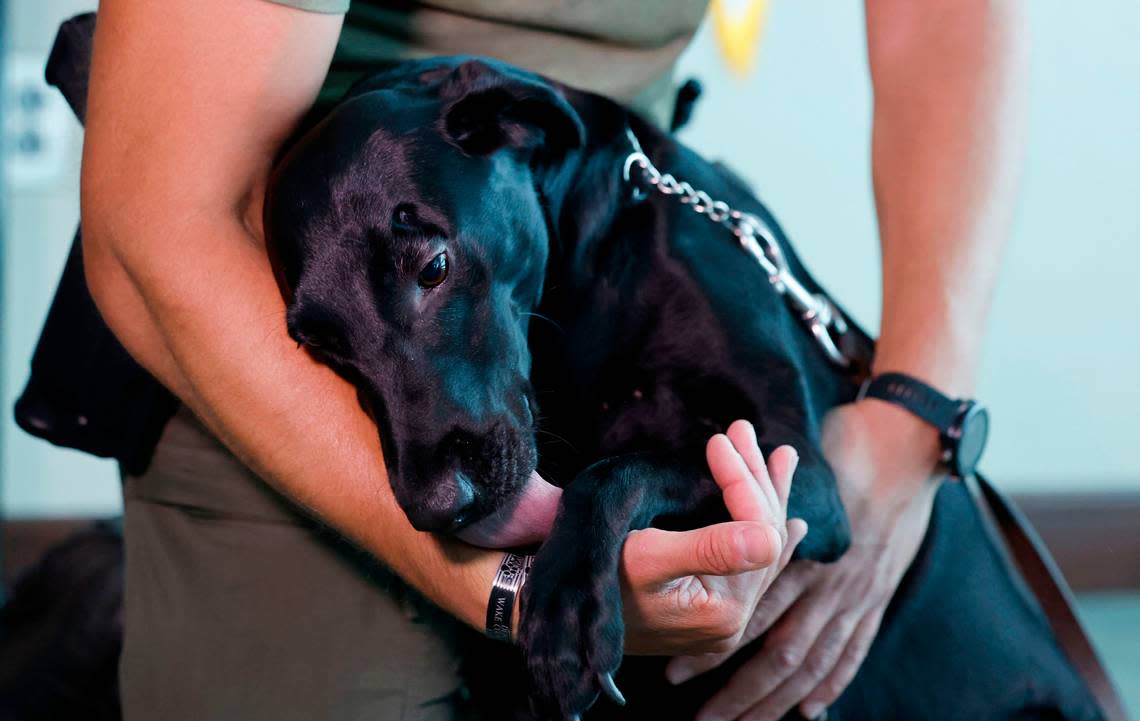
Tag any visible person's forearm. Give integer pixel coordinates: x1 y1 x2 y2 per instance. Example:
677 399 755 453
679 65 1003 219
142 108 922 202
865 0 1028 396
80 0 503 632
84 207 502 630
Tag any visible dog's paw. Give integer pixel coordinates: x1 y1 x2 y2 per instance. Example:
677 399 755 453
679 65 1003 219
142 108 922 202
787 463 851 563
516 545 626 721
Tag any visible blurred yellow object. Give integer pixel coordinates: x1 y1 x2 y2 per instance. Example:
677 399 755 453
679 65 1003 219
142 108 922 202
710 0 770 77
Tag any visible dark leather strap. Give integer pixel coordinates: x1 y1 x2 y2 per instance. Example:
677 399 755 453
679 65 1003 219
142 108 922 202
967 473 1131 721
864 372 962 431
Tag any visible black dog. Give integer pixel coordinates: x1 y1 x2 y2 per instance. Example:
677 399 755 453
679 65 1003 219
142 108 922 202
266 56 871 719
18 16 1107 721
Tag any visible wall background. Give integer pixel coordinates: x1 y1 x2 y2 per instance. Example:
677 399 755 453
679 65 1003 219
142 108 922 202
672 1 1140 495
2 1 1138 518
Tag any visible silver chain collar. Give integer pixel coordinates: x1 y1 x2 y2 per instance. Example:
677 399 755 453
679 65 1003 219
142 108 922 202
621 129 853 368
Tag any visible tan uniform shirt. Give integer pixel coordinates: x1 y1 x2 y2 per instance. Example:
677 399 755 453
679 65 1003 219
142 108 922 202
268 0 709 127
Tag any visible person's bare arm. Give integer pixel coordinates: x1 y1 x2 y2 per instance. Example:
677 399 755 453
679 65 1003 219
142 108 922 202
868 0 1027 397
81 0 506 626
82 0 790 647
666 3 1029 719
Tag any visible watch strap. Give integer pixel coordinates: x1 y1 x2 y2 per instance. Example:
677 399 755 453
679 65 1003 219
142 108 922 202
862 372 963 432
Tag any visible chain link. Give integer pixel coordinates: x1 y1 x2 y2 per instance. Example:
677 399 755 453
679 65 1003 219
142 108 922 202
622 132 853 367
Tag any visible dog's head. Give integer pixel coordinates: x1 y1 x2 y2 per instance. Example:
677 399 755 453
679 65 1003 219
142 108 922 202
265 59 584 544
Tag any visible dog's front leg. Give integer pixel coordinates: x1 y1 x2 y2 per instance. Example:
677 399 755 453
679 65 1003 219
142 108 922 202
755 418 850 562
517 452 712 721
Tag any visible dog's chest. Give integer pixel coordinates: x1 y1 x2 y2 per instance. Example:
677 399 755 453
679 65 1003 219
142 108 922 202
531 202 789 462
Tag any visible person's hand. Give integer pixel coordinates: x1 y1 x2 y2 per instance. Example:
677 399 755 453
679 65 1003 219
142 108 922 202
665 401 945 720
619 420 808 656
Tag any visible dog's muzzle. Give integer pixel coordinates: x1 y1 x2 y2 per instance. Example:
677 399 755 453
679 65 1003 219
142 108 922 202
455 470 563 548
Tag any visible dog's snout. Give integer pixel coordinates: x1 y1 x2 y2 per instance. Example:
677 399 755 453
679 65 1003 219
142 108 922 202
406 471 477 533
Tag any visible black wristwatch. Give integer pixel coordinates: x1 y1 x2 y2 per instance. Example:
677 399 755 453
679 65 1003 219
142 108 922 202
861 372 990 480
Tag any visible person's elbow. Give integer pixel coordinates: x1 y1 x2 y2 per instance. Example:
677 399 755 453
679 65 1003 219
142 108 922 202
80 150 251 303
79 153 145 331
78 147 256 357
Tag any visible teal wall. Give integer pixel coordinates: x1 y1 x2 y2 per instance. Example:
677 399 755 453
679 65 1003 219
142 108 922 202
3 0 118 518
674 1 1140 493
2 1 1138 517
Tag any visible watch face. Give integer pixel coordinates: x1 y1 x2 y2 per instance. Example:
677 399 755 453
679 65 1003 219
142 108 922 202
955 405 990 477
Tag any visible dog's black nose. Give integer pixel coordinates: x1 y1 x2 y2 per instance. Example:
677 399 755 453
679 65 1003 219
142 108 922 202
408 472 477 533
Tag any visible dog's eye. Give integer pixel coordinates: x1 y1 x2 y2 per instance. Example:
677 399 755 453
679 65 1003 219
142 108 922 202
418 252 449 289
395 207 414 228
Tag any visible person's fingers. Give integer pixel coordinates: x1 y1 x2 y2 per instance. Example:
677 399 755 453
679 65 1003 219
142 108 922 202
665 599 769 684
764 445 799 508
737 610 863 721
665 553 813 684
723 420 799 513
707 433 771 523
725 420 767 483
798 608 885 719
625 522 783 587
744 558 816 639
692 589 842 721
779 519 809 573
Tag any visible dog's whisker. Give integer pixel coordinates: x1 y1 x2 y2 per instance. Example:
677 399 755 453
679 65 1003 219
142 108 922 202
535 428 579 453
521 311 564 333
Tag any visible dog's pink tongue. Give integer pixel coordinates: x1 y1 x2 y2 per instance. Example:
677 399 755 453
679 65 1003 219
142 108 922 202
456 471 562 549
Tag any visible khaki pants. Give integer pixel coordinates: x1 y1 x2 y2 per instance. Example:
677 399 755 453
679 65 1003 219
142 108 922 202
119 407 478 721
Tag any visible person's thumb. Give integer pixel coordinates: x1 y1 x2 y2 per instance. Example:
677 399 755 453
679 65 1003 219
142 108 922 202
624 521 783 588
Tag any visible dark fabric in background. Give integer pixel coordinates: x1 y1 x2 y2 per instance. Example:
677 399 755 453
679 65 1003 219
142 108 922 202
14 14 177 477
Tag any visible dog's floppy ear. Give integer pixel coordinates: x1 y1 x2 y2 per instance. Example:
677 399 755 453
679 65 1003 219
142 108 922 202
439 59 585 158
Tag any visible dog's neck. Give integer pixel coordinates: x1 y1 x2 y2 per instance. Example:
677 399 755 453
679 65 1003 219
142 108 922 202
536 88 668 269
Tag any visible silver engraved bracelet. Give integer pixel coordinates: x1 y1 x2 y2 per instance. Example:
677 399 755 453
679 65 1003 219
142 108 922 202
486 552 534 642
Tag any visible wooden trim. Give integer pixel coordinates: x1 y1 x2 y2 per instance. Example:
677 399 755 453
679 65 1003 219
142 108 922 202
3 491 1140 591
1010 491 1140 592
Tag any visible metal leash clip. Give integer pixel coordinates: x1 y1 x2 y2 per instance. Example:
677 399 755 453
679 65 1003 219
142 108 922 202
622 128 852 368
